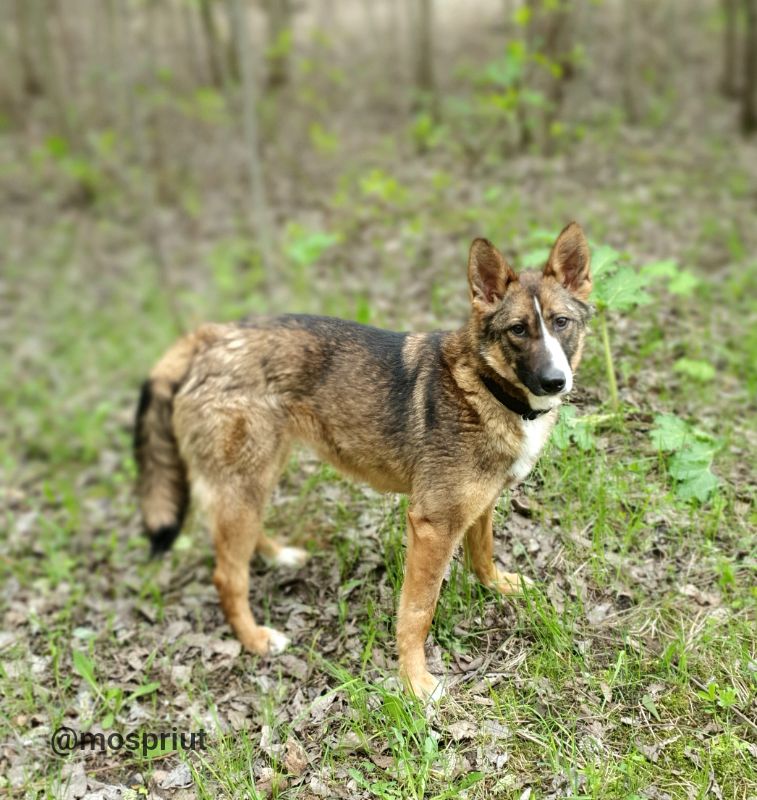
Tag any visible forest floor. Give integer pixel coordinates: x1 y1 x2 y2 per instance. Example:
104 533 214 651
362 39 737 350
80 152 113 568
1 4 757 799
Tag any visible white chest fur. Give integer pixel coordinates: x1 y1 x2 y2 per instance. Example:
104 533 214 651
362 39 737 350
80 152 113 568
509 413 555 484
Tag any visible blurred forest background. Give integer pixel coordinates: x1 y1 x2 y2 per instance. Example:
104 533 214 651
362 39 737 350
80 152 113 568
1 1 756 799
2 0 757 325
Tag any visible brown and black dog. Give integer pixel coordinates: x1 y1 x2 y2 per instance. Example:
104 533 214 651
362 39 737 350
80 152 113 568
134 223 592 699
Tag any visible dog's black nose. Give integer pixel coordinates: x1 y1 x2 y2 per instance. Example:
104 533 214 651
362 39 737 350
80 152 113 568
539 370 566 394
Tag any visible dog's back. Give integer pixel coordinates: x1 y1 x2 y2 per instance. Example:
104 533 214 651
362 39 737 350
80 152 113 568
135 315 451 549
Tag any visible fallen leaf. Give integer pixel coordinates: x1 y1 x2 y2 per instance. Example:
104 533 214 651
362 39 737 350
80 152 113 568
284 736 309 776
60 762 87 800
679 584 720 606
446 720 478 741
159 763 193 790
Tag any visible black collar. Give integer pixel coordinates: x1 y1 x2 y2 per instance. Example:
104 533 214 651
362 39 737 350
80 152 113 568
479 374 551 421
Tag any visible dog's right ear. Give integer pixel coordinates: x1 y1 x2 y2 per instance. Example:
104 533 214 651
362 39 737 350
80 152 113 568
468 238 517 313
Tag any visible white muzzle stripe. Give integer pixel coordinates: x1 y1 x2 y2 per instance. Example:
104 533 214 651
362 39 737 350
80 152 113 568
534 298 573 394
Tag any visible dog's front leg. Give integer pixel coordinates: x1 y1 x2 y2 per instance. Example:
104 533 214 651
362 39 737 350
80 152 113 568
397 509 461 700
464 503 532 594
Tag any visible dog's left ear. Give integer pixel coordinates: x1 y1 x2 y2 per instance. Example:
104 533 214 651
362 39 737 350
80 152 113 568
544 222 591 301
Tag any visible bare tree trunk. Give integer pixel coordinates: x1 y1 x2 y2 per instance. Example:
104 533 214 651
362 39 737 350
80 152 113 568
388 0 403 69
264 0 292 89
33 0 75 140
742 0 757 133
227 0 274 272
318 0 336 31
199 0 229 87
413 0 438 119
52 0 78 103
145 0 172 198
541 0 577 149
721 0 740 97
181 0 206 85
109 0 141 159
621 0 640 123
14 0 44 95
516 0 540 150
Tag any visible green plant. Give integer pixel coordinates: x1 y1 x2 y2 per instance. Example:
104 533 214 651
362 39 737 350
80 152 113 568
284 225 341 269
72 647 160 729
673 357 715 382
649 413 719 501
550 405 605 450
590 249 699 410
696 681 738 713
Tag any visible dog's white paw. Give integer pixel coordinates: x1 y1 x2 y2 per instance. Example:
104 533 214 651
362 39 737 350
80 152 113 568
492 569 534 596
262 627 291 655
404 669 446 703
273 546 309 569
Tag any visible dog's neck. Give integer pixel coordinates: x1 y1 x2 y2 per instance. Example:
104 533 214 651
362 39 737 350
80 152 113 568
477 371 551 421
447 324 558 421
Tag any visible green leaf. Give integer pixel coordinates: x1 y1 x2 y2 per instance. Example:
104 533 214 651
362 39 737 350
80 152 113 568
455 772 485 791
359 169 407 204
73 649 98 693
649 413 692 451
309 121 339 154
668 442 716 480
641 693 661 721
484 48 524 87
640 258 679 279
551 405 576 450
674 358 715 382
127 681 161 704
650 416 719 502
590 244 621 280
676 469 718 502
668 270 701 295
513 5 532 26
593 265 652 311
521 88 547 108
551 406 595 451
284 226 341 268
639 258 700 295
354 295 371 325
573 422 595 451
45 135 70 160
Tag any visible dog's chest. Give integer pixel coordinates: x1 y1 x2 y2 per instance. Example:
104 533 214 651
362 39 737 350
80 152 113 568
508 414 555 484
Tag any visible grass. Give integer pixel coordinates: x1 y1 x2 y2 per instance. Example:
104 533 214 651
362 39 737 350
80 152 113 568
2 258 756 798
2 54 756 800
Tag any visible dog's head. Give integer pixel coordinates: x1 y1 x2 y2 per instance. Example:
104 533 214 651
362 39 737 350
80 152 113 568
467 223 592 409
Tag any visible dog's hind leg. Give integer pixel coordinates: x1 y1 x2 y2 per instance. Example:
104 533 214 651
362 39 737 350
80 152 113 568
464 503 533 595
211 488 290 656
252 441 309 570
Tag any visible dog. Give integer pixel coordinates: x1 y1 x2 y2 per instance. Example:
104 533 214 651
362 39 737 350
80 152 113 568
133 223 592 699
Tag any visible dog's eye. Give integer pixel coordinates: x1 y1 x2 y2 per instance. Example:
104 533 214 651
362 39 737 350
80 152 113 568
510 323 527 336
554 316 570 330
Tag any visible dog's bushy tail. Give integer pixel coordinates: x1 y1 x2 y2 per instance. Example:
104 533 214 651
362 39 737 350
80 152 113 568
133 335 197 556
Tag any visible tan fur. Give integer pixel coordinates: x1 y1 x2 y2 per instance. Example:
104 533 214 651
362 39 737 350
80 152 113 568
134 224 592 699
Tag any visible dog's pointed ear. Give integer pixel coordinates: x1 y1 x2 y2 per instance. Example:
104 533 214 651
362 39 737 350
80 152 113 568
544 222 592 301
468 238 517 313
